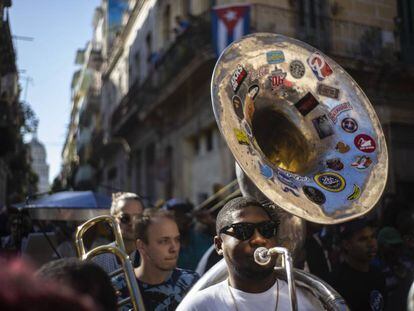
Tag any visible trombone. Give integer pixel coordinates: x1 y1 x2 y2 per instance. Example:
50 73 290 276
75 215 146 311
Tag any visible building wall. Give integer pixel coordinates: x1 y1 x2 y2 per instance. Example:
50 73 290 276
75 0 414 209
29 139 50 193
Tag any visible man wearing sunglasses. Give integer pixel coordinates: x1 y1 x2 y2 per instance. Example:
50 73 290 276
93 192 144 273
177 197 314 310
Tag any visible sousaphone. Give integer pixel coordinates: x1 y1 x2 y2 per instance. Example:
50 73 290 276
179 33 388 310
212 33 387 224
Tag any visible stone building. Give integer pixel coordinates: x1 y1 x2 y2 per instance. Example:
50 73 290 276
63 0 414 207
28 134 50 193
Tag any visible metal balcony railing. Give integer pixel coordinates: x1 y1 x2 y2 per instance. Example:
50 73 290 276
110 15 212 131
251 3 397 63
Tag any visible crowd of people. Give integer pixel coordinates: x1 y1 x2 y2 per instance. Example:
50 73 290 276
0 190 413 310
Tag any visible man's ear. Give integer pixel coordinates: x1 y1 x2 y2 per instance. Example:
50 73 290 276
214 235 223 256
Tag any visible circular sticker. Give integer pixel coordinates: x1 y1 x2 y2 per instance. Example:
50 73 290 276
303 186 326 204
314 172 346 192
289 60 306 79
248 84 260 100
354 134 376 153
341 117 358 133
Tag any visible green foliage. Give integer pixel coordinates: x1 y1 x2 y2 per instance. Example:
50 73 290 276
0 99 39 204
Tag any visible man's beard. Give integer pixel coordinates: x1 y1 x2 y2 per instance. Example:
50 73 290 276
233 263 274 280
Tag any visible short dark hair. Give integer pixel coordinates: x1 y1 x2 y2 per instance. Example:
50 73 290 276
37 258 117 311
136 208 176 243
216 196 274 235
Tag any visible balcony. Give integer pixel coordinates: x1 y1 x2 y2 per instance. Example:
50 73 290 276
251 3 397 65
110 15 213 134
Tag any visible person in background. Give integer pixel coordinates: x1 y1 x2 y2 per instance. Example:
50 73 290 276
195 183 227 276
303 222 332 282
37 258 117 311
162 198 211 270
115 208 199 310
0 258 96 311
376 226 413 311
1 213 31 257
330 218 386 311
93 192 144 273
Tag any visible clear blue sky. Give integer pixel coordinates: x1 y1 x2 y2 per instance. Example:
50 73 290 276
9 0 101 184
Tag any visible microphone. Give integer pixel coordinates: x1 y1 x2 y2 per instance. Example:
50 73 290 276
254 247 271 266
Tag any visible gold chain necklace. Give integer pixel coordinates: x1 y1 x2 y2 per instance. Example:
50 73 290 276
227 279 279 311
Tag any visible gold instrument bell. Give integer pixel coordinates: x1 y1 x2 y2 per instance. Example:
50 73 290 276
211 33 388 224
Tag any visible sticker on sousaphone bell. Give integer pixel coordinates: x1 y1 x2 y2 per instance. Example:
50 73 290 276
314 172 346 192
211 33 388 223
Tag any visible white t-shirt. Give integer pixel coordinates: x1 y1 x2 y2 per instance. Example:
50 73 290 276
177 278 321 311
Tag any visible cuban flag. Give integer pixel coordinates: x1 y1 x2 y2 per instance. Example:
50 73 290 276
212 4 251 57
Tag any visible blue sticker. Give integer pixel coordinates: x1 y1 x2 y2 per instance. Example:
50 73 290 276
259 163 273 179
266 51 285 64
276 170 298 189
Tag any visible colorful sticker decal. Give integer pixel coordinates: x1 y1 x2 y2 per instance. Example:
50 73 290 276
243 96 255 127
269 68 287 89
341 117 358 133
326 158 344 171
314 172 346 192
266 51 285 64
336 142 350 153
259 162 274 179
303 185 326 204
283 186 300 197
232 95 244 120
307 52 333 81
250 65 269 82
312 115 334 139
248 84 260 100
289 60 306 79
347 184 361 200
317 83 340 99
234 128 249 145
276 170 299 190
277 169 309 182
295 92 320 116
231 65 247 93
351 156 372 169
329 102 352 123
354 134 376 153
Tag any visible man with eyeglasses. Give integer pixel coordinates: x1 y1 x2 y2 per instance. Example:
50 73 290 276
93 192 144 273
177 196 314 310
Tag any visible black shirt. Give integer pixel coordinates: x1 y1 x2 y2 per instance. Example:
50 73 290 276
330 262 386 311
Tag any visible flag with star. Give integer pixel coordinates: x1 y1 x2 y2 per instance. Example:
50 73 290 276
211 4 251 57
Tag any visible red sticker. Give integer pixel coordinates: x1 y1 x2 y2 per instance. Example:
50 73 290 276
354 134 376 153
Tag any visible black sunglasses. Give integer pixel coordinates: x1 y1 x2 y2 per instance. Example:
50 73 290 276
219 221 279 241
119 214 141 224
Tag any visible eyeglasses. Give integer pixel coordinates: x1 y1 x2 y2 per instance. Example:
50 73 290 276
219 221 279 241
118 214 141 225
